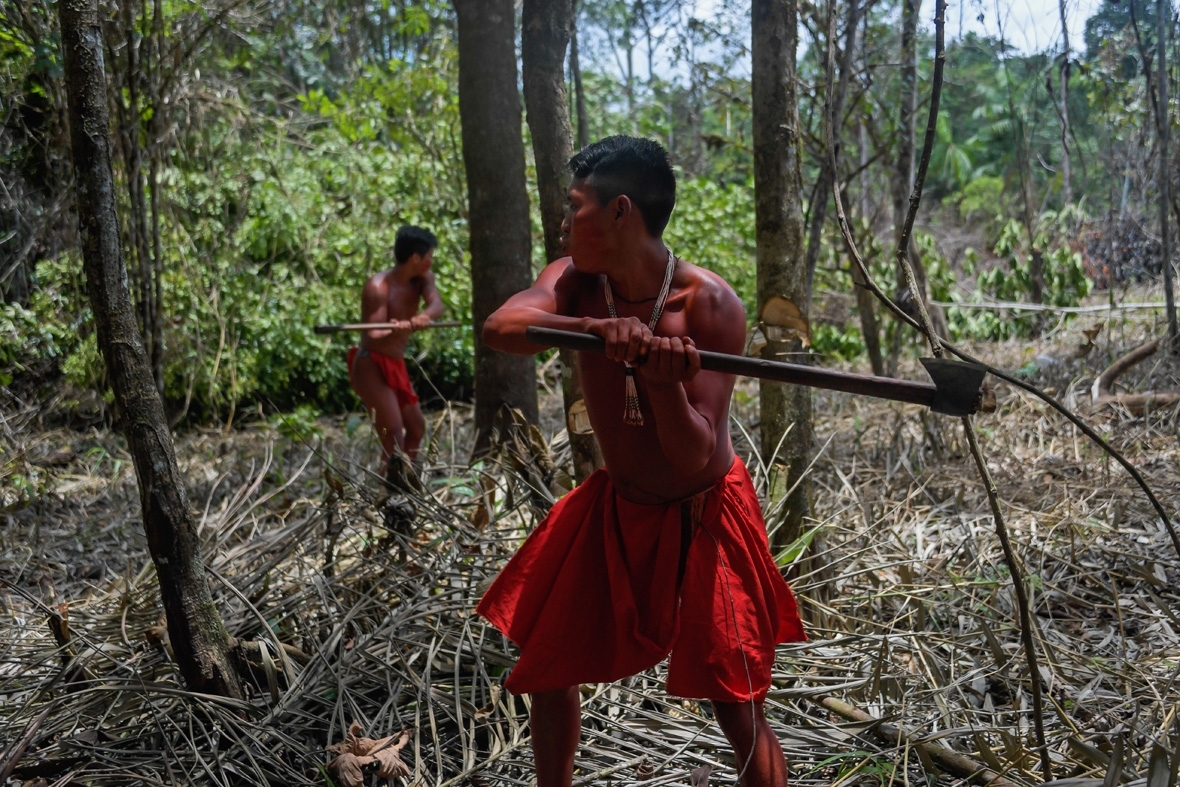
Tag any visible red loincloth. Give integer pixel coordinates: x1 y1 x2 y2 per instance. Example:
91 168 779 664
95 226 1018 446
477 457 806 702
348 347 419 407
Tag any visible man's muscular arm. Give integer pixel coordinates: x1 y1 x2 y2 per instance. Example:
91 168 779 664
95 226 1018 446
639 278 745 476
410 271 446 329
484 260 652 362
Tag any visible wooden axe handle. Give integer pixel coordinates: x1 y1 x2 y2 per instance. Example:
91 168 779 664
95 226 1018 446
525 326 987 415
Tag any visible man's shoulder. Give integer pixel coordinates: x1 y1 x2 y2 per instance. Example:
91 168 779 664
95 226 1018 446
364 269 394 291
545 257 597 290
678 261 743 314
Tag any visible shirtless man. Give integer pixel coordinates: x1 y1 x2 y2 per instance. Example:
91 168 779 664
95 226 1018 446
478 136 806 787
348 225 445 475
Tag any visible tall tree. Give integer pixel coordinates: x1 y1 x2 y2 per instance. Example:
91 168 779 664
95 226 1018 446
522 0 603 482
1057 0 1072 205
570 11 590 149
890 0 947 368
1157 0 1177 346
804 0 863 294
454 0 540 449
752 0 811 550
58 0 242 698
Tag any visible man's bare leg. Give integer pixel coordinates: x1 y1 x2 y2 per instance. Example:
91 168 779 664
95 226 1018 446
401 402 426 461
349 355 406 460
712 700 788 787
530 687 581 787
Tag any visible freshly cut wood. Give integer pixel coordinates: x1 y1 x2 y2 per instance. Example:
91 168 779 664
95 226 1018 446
1092 338 1180 414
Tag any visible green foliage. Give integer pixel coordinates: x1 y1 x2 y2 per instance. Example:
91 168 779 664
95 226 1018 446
946 218 1092 340
950 175 1006 222
1 254 88 386
62 334 105 392
0 301 64 384
24 31 472 419
268 404 324 443
665 177 757 313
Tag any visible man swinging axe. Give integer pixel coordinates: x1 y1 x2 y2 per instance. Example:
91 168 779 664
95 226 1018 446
348 225 445 487
479 136 807 787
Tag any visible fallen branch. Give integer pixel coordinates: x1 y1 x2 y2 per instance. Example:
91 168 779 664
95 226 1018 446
816 696 1021 787
1091 338 1180 414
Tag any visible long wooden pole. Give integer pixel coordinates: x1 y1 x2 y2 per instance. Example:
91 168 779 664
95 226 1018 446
314 321 466 334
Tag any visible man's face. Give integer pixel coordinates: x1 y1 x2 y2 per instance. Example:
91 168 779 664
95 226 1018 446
407 249 433 276
561 178 617 273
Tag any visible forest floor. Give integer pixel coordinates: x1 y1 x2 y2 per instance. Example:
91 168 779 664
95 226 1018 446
2 293 1180 787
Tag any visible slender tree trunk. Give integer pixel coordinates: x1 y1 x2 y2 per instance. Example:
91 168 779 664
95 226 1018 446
889 0 947 371
752 0 812 550
1127 0 1177 343
522 0 603 483
454 0 539 451
1057 0 1072 205
570 19 590 149
889 0 918 376
893 0 919 258
1159 0 1178 346
58 0 242 698
805 0 863 292
1010 83 1047 308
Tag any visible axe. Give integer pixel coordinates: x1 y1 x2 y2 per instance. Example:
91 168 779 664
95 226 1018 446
525 326 992 417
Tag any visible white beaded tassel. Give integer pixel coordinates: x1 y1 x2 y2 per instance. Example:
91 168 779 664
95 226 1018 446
622 367 643 426
603 249 676 427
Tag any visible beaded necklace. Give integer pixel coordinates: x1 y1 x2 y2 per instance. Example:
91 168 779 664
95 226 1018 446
602 249 676 426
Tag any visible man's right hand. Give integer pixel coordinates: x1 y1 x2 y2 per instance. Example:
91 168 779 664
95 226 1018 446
386 320 413 336
586 317 652 365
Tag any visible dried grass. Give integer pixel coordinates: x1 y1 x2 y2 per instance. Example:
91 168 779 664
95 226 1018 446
2 308 1179 787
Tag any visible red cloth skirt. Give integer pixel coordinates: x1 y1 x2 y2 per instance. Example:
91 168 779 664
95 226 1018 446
477 457 806 702
348 347 419 407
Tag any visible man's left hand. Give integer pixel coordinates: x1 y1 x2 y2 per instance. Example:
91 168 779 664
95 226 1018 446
636 336 700 385
409 314 432 330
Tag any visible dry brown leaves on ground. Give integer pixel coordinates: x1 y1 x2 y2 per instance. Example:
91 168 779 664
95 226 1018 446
327 721 412 785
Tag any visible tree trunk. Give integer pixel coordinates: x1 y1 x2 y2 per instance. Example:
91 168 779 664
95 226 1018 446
58 0 242 699
1159 0 1178 346
893 0 919 259
1057 0 1072 205
522 0 603 483
455 0 540 452
570 20 590 149
889 0 947 368
805 0 863 293
752 0 812 551
888 0 919 376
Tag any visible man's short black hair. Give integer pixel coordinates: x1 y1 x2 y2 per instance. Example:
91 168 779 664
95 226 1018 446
568 136 676 236
394 225 438 264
